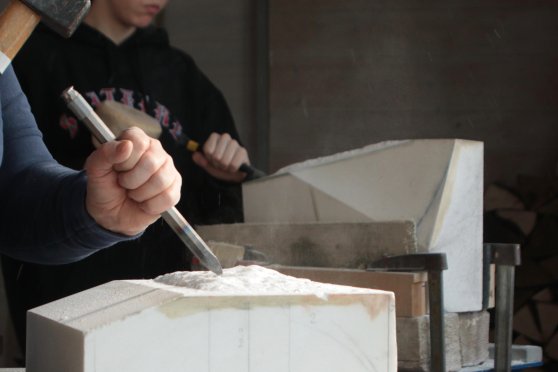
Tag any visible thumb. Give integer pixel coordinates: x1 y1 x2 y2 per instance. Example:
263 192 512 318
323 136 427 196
192 151 209 169
85 140 132 177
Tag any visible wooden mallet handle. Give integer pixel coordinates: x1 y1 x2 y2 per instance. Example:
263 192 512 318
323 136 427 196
0 0 40 73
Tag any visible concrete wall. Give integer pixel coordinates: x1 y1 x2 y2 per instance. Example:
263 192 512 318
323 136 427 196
269 0 558 186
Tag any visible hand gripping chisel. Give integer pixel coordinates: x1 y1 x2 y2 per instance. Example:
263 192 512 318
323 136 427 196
62 86 223 275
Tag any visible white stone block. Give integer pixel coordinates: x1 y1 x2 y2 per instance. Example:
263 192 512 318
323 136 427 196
26 266 397 372
243 139 484 312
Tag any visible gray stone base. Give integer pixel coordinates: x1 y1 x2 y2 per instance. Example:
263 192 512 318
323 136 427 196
397 311 490 371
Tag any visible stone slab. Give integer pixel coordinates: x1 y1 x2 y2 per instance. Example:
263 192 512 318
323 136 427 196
272 265 427 317
396 311 490 371
26 266 396 372
197 221 417 269
242 139 484 313
397 313 462 372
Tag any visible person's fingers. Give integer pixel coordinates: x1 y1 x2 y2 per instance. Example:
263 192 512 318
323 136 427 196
205 133 232 168
126 157 180 203
219 142 239 171
117 140 167 190
84 141 133 233
212 133 232 164
138 175 182 215
220 143 249 173
84 125 184 236
192 151 209 168
85 140 133 179
230 147 249 173
203 132 219 158
113 127 151 172
193 134 251 182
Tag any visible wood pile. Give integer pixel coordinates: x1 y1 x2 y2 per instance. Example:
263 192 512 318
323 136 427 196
484 176 558 370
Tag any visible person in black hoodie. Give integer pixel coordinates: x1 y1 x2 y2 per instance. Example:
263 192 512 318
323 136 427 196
3 0 251 356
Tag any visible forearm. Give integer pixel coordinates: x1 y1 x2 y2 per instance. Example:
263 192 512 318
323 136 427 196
0 164 128 264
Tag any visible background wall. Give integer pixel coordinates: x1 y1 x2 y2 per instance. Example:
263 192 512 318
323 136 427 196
3 0 556 186
269 0 558 186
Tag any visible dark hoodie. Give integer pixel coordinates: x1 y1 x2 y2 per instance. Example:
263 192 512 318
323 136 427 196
14 23 243 225
3 23 244 353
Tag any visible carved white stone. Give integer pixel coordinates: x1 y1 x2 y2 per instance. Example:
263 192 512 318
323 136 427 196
26 266 397 372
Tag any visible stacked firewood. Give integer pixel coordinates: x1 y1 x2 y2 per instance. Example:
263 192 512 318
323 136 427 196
484 176 558 370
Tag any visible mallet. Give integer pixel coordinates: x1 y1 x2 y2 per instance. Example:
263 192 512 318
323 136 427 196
0 0 90 73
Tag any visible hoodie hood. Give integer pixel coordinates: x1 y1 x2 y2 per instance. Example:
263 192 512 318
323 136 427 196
68 23 170 91
70 23 171 49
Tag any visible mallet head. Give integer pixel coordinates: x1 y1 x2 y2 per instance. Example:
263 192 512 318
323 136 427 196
22 0 91 37
0 0 90 73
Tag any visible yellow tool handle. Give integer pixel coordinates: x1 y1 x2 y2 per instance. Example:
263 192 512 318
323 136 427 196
181 137 265 180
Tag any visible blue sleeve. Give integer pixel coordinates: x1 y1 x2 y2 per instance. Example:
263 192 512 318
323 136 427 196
0 65 133 264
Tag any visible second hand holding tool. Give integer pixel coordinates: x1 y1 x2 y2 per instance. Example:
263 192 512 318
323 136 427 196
93 99 266 181
61 86 223 275
178 136 266 181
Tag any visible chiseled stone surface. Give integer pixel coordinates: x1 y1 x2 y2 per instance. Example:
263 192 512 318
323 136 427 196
26 266 396 372
242 139 484 313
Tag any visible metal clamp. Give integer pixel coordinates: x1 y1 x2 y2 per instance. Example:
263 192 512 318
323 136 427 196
484 243 521 372
368 253 448 372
